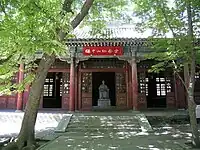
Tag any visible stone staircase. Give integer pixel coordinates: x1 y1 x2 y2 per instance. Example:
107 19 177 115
66 113 141 133
43 112 143 150
36 112 193 150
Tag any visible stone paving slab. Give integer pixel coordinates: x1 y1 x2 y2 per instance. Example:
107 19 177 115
136 113 153 132
142 109 188 117
0 112 71 137
37 134 191 150
73 111 141 116
55 114 73 133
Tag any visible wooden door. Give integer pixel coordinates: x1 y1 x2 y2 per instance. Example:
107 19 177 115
115 73 127 108
62 72 70 110
81 72 92 110
137 71 147 109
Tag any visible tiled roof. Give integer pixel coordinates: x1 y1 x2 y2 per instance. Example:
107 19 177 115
66 25 200 46
72 26 151 39
66 25 153 46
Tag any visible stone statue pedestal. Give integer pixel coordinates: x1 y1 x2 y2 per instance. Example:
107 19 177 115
98 99 111 107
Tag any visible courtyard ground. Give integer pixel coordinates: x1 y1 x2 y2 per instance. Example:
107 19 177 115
0 110 199 150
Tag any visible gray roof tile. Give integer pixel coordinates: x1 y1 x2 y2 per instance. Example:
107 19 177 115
71 26 152 39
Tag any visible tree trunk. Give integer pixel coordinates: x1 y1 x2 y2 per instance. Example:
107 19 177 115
187 58 200 147
3 54 56 150
186 1 200 147
3 1 94 149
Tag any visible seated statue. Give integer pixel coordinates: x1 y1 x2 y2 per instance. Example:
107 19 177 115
99 80 109 99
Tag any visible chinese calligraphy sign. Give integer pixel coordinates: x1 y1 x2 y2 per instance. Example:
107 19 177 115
83 46 123 56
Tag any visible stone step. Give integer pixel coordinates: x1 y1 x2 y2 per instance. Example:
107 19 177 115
67 124 140 128
70 119 139 123
68 123 140 128
69 118 139 122
67 123 140 128
70 119 139 124
73 112 140 116
70 116 138 119
63 131 141 137
44 135 148 147
66 128 141 133
58 134 142 140
66 127 141 131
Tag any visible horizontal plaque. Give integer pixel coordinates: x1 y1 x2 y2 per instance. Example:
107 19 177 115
83 46 123 56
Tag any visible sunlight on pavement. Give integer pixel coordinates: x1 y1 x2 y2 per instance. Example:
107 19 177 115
0 112 68 137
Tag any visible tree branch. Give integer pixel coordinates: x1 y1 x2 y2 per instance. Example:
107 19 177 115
58 0 94 41
157 1 176 37
62 0 74 14
172 60 189 93
175 71 189 94
71 0 94 29
0 1 7 15
57 0 94 41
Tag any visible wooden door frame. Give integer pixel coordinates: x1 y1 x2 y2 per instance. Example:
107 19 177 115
77 62 129 110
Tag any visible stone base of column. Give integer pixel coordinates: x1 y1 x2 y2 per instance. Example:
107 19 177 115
15 110 24 113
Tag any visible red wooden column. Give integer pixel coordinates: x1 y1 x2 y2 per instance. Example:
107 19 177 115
78 64 82 110
74 64 78 110
23 84 30 109
16 63 24 111
130 59 138 110
69 58 75 111
125 62 130 108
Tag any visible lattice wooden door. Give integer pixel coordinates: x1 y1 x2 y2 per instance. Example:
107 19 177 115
81 72 92 110
61 72 70 109
115 73 127 107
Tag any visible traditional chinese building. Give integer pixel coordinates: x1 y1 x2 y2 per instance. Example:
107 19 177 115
0 25 200 111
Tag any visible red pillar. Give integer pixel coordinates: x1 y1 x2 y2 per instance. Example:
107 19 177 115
69 58 75 111
16 63 24 110
74 65 78 110
23 84 30 109
125 62 129 108
131 59 138 110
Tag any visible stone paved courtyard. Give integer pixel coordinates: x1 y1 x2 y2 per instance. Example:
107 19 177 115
0 111 200 150
38 112 199 150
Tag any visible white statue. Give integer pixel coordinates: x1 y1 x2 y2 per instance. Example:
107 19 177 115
98 80 109 99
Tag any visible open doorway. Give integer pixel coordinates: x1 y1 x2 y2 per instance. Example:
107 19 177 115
92 72 116 106
43 72 62 108
147 73 167 108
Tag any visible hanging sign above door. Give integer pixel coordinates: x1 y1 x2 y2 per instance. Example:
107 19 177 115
83 46 123 56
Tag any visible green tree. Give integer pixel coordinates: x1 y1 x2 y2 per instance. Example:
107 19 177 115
133 0 200 147
1 0 93 149
0 0 129 149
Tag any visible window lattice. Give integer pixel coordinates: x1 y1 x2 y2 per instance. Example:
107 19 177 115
138 72 148 96
82 72 92 93
156 77 172 96
166 78 172 93
62 73 70 94
116 73 126 93
60 78 63 96
195 72 200 79
43 78 54 97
